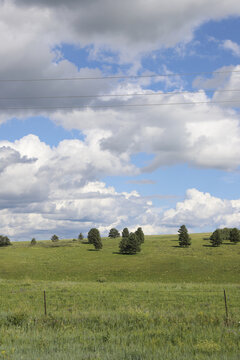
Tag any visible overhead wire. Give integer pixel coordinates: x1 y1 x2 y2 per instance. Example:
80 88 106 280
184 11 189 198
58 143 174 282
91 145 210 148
0 69 239 82
0 99 239 110
0 88 240 100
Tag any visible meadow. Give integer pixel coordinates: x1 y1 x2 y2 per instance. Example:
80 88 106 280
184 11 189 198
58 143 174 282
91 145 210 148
0 234 240 359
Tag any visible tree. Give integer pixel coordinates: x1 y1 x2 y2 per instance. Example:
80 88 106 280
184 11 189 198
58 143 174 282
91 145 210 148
135 227 145 244
0 235 11 247
122 228 129 238
31 238 37 245
178 225 191 247
51 234 59 242
219 228 232 241
78 233 84 240
119 232 141 254
88 228 102 250
108 228 120 238
209 229 222 247
229 228 240 244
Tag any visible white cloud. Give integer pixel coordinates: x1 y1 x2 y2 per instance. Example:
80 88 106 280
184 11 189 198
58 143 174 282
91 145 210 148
162 188 240 230
222 39 240 57
13 0 240 56
52 85 240 172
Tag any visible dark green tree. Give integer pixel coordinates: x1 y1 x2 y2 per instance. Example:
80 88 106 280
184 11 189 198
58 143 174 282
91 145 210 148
0 235 11 247
51 234 59 242
135 227 145 244
31 238 37 245
229 228 240 244
219 228 232 241
88 228 102 250
78 233 84 240
119 232 141 254
122 227 129 238
178 225 191 247
108 228 120 238
209 229 222 247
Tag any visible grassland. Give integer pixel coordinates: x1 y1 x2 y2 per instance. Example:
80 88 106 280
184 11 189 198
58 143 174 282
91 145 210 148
0 233 240 359
0 233 240 283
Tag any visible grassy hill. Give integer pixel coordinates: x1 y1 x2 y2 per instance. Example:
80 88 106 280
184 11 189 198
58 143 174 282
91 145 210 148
0 233 240 283
1 233 240 359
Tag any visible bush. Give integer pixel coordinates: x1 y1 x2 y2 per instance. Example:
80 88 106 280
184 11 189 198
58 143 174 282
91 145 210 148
88 228 102 250
108 228 120 238
135 227 145 244
51 234 59 242
30 238 37 245
119 232 141 254
122 228 129 238
178 225 191 247
229 228 240 244
0 235 11 247
78 233 84 240
210 229 222 247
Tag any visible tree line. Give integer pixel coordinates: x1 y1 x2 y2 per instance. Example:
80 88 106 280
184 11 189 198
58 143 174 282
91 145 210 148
1 225 239 249
176 225 240 248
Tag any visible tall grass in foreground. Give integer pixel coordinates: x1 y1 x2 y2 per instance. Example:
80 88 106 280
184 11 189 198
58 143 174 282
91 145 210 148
0 280 239 359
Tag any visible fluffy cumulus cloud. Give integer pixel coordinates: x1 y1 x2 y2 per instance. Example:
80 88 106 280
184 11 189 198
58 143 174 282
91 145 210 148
52 85 240 171
162 188 240 231
0 134 156 239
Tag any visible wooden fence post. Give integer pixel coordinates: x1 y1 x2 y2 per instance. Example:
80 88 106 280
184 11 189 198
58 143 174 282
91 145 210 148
44 290 47 316
223 289 229 325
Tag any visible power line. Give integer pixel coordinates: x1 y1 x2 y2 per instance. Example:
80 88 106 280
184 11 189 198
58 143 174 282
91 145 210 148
0 70 239 82
0 88 240 100
0 99 239 110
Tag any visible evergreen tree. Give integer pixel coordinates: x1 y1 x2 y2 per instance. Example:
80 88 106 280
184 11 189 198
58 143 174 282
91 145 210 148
178 225 191 247
0 235 11 247
88 228 102 250
87 228 95 244
78 233 84 240
51 234 59 242
209 229 222 247
122 227 129 238
108 228 120 238
31 238 37 245
135 227 145 244
229 228 240 244
219 227 232 241
119 232 141 254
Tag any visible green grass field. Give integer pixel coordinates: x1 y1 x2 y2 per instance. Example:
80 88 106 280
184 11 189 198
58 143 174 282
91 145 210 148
0 234 240 359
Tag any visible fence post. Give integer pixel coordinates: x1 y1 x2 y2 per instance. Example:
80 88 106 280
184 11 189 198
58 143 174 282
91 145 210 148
44 290 47 316
223 289 229 325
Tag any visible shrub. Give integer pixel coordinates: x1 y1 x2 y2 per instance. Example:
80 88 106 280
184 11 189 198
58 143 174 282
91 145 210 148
108 228 120 238
78 233 84 240
210 229 222 247
135 227 145 244
51 234 59 242
30 238 37 245
229 228 240 244
0 235 11 247
122 228 129 238
178 225 191 247
119 232 141 254
88 228 102 250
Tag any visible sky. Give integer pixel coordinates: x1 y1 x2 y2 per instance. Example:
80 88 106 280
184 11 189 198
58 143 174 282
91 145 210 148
1 0 240 240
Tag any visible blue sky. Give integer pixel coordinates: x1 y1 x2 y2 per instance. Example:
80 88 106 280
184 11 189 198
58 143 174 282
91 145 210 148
1 1 240 239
